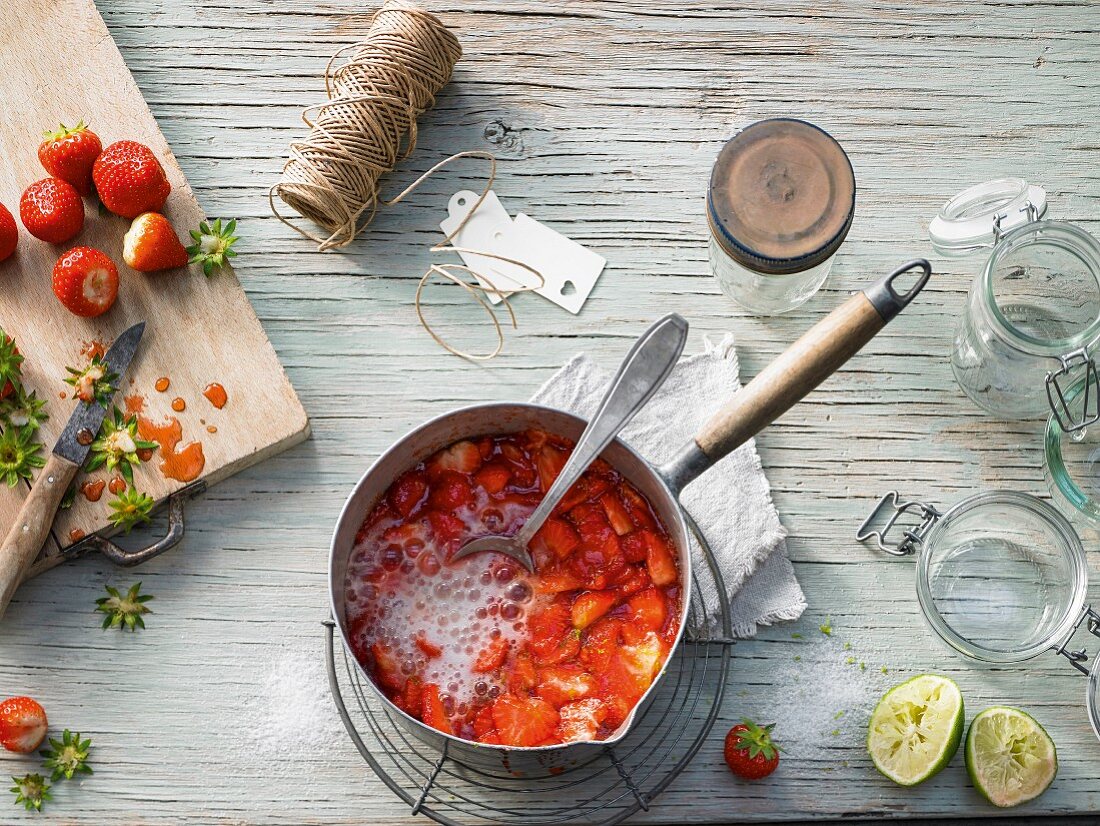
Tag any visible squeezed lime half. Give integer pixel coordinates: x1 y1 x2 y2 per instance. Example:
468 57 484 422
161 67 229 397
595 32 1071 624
867 674 964 786
966 706 1057 807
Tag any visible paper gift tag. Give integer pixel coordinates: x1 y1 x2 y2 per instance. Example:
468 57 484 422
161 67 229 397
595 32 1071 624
493 213 606 314
439 190 539 305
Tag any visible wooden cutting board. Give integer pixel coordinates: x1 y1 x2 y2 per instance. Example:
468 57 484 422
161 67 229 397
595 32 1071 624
0 0 309 577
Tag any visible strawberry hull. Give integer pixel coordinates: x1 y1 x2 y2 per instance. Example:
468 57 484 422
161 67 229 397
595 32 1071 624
329 403 692 776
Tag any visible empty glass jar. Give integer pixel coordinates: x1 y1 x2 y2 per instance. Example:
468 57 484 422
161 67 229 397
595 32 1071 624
707 119 855 315
932 178 1100 431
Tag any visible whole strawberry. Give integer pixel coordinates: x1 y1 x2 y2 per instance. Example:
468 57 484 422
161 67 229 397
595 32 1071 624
52 247 119 317
723 719 781 780
123 212 188 272
0 696 48 754
38 120 103 196
0 202 16 262
92 140 171 218
19 178 84 243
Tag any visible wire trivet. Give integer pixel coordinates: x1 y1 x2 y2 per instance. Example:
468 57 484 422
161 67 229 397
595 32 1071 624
324 511 735 825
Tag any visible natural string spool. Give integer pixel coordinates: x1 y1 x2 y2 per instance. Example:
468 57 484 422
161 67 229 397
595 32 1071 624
270 0 462 250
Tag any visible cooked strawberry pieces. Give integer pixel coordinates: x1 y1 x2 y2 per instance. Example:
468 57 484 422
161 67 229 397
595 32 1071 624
536 443 568 492
557 698 607 743
580 617 622 671
571 590 617 629
428 470 475 511
430 440 482 476
491 694 559 747
528 601 581 666
390 471 428 518
532 517 579 560
415 635 442 658
421 683 453 735
628 587 667 632
473 637 510 673
535 665 595 708
643 531 678 586
600 492 636 535
475 462 511 494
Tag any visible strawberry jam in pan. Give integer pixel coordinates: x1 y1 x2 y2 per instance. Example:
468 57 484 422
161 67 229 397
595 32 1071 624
344 429 681 748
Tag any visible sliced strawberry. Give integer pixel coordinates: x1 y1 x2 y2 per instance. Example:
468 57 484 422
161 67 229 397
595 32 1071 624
382 520 429 551
579 617 622 671
536 664 595 708
644 532 678 586
506 650 538 694
429 440 482 476
389 471 428 518
415 635 442 659
501 441 537 488
428 471 475 511
473 703 496 739
528 600 582 665
473 637 510 673
476 436 495 460
421 683 453 735
490 693 559 747
427 510 467 558
601 630 665 708
401 676 424 714
370 643 404 692
0 696 48 754
628 587 667 631
531 517 580 561
621 531 648 563
600 492 636 535
536 444 568 492
556 698 607 743
571 590 617 629
569 516 626 590
558 472 610 512
621 483 659 530
614 565 651 598
474 462 512 494
534 563 584 594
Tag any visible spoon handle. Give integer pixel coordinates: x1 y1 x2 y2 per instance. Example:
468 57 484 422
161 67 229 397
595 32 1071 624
513 313 689 547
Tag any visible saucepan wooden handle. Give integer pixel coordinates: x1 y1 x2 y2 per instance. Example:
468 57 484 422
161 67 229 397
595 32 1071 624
0 453 80 621
695 259 931 464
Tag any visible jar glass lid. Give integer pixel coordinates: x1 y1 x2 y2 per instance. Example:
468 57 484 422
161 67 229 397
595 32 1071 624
929 177 1048 257
915 492 1088 662
707 119 855 274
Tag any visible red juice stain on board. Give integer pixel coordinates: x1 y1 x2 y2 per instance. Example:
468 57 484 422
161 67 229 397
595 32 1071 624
108 475 126 495
68 528 85 543
203 382 228 409
124 393 146 416
137 414 205 483
59 390 67 399
80 479 105 502
80 339 106 359
155 376 170 393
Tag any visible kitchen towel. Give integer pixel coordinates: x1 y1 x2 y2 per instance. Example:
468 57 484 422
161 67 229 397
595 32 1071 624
531 333 806 638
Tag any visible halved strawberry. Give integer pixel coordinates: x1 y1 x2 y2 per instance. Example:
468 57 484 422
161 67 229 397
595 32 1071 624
536 664 595 708
528 600 581 665
531 517 579 561
427 510 467 557
556 698 607 743
600 492 636 535
628 587 667 632
602 631 665 705
428 471 475 511
534 563 584 594
421 683 453 735
473 637 510 673
536 444 568 492
506 650 538 694
490 693 559 747
122 211 189 272
429 440 482 476
415 635 442 659
390 471 428 518
558 472 610 512
474 462 512 494
644 532 678 586
579 617 622 671
571 590 617 629
370 643 404 692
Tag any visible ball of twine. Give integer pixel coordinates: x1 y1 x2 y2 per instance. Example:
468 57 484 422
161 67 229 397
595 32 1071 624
269 0 462 250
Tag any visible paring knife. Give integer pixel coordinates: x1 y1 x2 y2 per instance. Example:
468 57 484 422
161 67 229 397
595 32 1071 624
0 322 145 620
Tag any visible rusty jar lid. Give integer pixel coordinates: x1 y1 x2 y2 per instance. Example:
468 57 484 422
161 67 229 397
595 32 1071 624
707 119 856 275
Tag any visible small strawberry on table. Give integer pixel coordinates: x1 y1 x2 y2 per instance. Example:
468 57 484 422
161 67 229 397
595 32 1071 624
723 719 782 780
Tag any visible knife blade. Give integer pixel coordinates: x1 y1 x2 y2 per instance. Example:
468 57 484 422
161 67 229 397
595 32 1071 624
53 321 145 465
0 321 146 621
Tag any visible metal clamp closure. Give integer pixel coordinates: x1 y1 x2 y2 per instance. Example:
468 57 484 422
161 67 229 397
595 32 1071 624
856 491 942 557
1046 346 1100 434
1050 606 1100 676
991 200 1040 244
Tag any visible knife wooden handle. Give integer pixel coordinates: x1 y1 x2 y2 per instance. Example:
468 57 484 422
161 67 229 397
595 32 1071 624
0 453 80 621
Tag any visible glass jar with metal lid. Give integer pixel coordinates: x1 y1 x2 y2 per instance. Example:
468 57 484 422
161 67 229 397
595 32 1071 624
858 490 1100 742
931 178 1100 432
707 119 856 315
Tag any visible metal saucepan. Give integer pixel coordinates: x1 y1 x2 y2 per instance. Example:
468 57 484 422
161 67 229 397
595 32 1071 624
329 260 931 774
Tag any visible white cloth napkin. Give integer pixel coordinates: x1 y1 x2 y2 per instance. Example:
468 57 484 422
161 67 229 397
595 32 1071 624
531 334 806 638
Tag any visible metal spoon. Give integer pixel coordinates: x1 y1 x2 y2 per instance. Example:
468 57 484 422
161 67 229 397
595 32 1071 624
451 313 689 572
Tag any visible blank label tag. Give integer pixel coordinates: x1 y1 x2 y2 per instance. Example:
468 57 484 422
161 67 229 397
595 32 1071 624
493 213 606 314
439 190 536 305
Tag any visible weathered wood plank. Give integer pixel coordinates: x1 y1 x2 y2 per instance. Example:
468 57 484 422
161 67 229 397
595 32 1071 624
1 0 1098 822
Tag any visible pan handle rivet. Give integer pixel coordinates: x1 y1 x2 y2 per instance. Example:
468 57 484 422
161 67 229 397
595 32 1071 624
21 525 29 532
47 475 55 484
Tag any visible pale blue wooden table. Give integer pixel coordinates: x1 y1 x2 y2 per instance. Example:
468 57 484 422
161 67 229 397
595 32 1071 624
1 1 1099 822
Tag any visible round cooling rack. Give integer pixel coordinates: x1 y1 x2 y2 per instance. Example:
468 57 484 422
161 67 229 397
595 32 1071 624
324 511 735 826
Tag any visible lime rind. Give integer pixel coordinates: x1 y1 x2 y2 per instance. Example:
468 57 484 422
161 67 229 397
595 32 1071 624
867 674 964 786
965 706 1057 808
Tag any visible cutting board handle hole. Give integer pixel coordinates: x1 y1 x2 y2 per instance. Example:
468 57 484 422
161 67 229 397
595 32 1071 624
561 280 576 296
